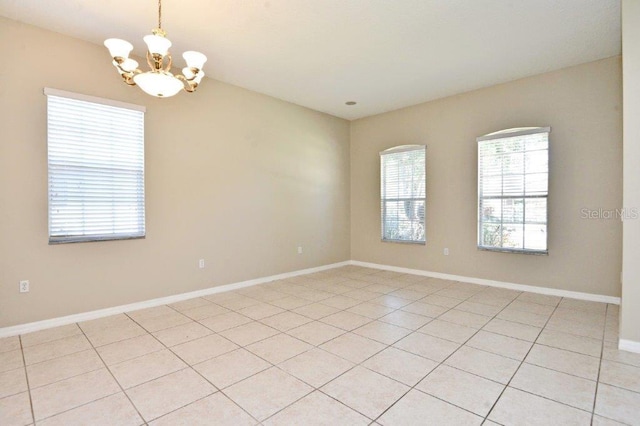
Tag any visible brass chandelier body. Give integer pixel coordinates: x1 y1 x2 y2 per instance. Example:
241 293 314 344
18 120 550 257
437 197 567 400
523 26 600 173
104 0 207 97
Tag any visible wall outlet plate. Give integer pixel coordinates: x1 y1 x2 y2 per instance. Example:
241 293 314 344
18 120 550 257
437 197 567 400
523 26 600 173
19 280 30 293
198 259 205 269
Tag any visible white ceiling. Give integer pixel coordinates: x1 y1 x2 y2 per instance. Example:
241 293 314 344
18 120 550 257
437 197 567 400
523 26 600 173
0 0 621 120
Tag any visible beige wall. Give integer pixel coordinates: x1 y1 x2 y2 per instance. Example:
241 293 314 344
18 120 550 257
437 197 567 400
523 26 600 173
351 57 622 297
0 17 351 328
621 1 640 344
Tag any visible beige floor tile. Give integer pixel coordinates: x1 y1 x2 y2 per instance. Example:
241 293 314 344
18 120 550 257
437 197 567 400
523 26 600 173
362 347 437 386
170 334 239 365
421 294 463 309
552 307 606 326
488 387 591 425
401 301 449 318
363 283 401 294
353 320 412 345
466 330 532 361
525 344 600 380
109 349 186 389
378 389 483 425
83 320 148 347
508 300 556 316
515 292 561 307
510 363 596 411
545 316 604 340
369 295 413 309
393 333 460 362
343 289 384 302
297 289 334 302
267 296 312 310
417 365 504 416
389 288 429 301
37 393 142 426
320 295 362 310
0 392 33 426
152 321 212 347
27 349 103 389
320 311 372 331
198 312 253 332
225 367 312 421
595 383 640 425
168 297 212 312
219 322 279 346
260 311 312 332
591 415 627 425
603 341 640 368
149 392 256 426
181 303 230 321
263 391 368 426
0 368 27 399
439 309 493 329
96 334 164 365
205 294 261 310
418 319 477 344
320 333 385 364
21 324 82 348
127 306 175 321
126 368 215 422
455 301 503 317
286 321 345 346
0 336 20 354
558 298 607 313
279 348 355 388
293 303 340 320
31 368 120 420
322 366 408 419
379 311 431 330
133 311 193 333
194 348 270 389
246 334 312 364
466 294 514 309
599 360 640 393
435 287 479 300
482 318 541 342
22 334 91 366
0 350 24 373
237 303 285 321
445 346 519 384
78 314 132 333
496 308 549 328
537 329 602 357
347 302 395 319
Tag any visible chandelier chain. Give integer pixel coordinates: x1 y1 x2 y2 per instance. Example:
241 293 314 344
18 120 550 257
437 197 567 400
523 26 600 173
158 0 162 29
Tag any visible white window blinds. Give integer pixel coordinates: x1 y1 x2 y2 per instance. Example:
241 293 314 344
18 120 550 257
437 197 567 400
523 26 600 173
45 88 146 244
477 127 549 254
380 145 426 243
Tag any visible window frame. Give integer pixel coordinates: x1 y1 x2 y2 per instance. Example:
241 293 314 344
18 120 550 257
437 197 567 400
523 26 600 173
45 88 146 244
380 144 427 245
477 127 550 255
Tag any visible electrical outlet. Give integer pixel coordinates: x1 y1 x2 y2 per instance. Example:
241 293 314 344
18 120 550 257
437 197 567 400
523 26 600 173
19 280 29 293
297 246 303 254
198 259 205 269
443 248 449 256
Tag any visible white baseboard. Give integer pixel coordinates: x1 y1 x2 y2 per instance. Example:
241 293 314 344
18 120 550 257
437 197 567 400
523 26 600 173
1 258 622 339
0 261 350 339
350 260 621 305
619 339 640 354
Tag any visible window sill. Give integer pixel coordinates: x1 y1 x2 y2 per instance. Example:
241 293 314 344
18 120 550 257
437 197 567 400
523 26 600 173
477 246 548 255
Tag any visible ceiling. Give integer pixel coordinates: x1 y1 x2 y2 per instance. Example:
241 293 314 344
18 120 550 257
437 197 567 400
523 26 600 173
0 0 621 120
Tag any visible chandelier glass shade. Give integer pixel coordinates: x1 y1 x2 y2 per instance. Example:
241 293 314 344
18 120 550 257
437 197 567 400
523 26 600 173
104 0 206 98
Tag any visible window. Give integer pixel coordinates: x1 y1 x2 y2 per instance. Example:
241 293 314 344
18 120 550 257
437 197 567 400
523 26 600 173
477 127 550 254
45 88 146 244
380 145 426 243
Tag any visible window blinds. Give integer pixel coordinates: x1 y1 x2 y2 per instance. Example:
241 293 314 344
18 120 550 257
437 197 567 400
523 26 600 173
380 145 426 243
477 127 549 253
45 88 146 244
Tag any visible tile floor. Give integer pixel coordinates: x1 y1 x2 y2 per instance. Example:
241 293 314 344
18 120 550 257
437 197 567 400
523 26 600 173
1 266 639 425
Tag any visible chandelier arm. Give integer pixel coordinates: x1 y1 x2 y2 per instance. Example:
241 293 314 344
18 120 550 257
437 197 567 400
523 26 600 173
176 74 197 93
164 52 173 72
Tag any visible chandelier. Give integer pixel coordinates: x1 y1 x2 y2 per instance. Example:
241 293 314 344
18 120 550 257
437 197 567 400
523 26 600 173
104 0 207 98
